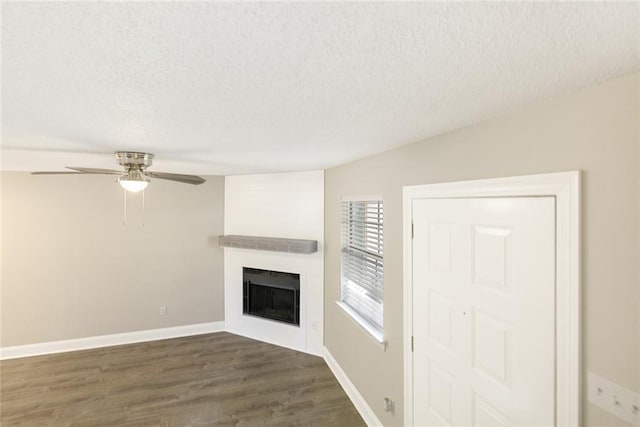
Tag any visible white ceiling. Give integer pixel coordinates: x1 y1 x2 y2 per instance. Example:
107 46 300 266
2 2 639 175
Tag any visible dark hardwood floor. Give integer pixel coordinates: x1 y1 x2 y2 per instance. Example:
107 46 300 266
0 332 365 426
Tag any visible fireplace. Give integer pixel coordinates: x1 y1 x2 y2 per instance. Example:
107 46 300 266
243 267 300 326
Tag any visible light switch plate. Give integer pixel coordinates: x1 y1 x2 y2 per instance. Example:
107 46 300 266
588 372 639 426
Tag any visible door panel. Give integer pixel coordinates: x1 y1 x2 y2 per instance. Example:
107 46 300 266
412 197 555 426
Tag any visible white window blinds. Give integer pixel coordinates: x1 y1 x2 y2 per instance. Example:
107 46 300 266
341 199 383 332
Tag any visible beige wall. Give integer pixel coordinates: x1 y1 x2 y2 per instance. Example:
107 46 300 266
1 173 225 347
325 72 640 426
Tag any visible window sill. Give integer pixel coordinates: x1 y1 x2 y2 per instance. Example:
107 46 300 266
336 301 385 346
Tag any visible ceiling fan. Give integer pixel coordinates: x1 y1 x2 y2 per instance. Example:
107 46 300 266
32 151 206 192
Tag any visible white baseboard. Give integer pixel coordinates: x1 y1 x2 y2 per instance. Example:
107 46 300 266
0 321 226 360
323 346 383 427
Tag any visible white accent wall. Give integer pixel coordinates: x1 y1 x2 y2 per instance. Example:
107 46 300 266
223 171 324 355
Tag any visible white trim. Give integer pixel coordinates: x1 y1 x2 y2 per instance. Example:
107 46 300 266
402 171 581 427
0 321 226 360
336 301 385 345
323 346 383 427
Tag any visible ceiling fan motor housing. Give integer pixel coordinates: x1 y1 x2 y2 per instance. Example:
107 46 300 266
116 152 154 171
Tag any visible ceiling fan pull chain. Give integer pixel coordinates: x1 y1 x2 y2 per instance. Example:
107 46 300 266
123 188 128 225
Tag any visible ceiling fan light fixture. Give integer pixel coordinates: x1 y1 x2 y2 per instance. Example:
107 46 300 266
118 171 149 192
32 151 206 189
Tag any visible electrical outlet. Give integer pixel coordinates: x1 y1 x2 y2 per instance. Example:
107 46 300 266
160 306 167 316
384 397 394 413
588 372 640 426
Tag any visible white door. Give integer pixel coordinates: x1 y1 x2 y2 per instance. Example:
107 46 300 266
412 197 556 426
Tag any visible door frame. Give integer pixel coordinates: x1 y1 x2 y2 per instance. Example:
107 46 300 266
403 171 581 426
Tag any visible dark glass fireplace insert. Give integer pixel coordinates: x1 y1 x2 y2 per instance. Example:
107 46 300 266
243 267 300 326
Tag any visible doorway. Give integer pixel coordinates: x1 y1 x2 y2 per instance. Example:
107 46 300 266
403 172 580 426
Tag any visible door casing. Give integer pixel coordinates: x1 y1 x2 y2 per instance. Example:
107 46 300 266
402 171 581 427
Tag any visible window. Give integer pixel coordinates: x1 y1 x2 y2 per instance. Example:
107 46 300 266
339 198 384 340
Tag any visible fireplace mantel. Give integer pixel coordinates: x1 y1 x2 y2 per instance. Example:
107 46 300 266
219 235 318 254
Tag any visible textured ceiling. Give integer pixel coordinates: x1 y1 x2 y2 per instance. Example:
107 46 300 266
2 2 639 175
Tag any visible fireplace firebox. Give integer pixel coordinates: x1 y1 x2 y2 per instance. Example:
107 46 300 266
243 267 300 326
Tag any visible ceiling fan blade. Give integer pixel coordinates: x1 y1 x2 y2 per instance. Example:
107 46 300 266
32 171 87 175
66 167 122 175
146 171 206 185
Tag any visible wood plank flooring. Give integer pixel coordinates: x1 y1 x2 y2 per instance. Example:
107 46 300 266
0 332 365 426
